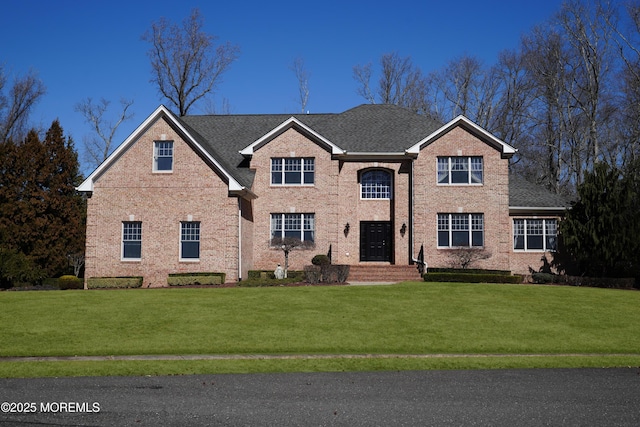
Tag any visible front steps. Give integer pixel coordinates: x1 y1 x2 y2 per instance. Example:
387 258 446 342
347 264 423 283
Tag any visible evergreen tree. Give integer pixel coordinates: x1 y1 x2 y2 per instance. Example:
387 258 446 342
558 162 640 278
0 121 85 281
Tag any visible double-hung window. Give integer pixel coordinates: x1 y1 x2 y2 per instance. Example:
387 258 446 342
270 213 315 243
513 219 557 251
361 170 392 199
437 156 483 184
271 158 314 185
122 222 142 260
180 221 200 260
154 141 174 172
437 213 484 247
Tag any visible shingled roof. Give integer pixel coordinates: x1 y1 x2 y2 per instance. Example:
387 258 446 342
178 104 443 188
509 174 571 211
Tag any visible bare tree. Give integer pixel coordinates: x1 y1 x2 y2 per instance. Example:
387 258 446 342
270 237 314 278
0 66 46 142
447 248 492 269
353 52 429 114
290 57 310 113
74 97 134 170
142 8 239 116
558 0 616 170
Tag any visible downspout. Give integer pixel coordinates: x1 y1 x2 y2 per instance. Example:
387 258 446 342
409 160 414 264
238 198 242 282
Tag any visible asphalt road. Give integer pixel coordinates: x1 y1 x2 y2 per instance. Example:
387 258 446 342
1 368 639 426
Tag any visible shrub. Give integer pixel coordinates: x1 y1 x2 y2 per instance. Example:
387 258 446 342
304 265 350 284
0 247 47 288
564 275 635 289
167 272 226 286
428 267 512 275
311 254 331 266
247 270 304 280
87 277 143 289
57 275 84 290
423 272 523 284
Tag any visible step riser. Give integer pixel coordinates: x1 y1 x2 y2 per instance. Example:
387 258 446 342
347 265 422 282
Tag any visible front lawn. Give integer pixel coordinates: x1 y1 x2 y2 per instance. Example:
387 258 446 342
1 282 639 377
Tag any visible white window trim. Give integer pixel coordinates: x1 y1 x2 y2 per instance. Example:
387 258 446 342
513 218 558 252
437 156 483 185
121 221 142 261
360 169 393 200
437 213 484 248
179 221 201 262
270 213 315 243
270 157 315 186
153 140 174 173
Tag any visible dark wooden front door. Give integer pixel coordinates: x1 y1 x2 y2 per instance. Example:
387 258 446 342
360 221 392 262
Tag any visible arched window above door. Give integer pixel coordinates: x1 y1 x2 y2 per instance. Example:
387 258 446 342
361 169 392 199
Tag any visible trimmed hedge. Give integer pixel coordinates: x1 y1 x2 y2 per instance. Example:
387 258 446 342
427 267 512 275
532 273 636 289
167 272 226 286
87 277 143 289
247 270 304 280
423 272 523 284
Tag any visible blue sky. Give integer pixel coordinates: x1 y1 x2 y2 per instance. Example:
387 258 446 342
3 0 565 173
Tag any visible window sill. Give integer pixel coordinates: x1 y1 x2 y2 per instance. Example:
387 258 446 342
179 258 200 263
121 258 141 262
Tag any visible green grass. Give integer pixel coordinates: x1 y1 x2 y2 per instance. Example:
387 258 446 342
1 282 639 377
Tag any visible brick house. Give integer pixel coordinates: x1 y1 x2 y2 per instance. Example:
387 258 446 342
77 104 568 287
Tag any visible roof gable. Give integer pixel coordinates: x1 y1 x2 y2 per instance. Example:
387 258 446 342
406 115 517 157
76 105 251 196
239 116 345 156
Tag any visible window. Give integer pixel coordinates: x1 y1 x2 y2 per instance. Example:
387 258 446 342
270 213 315 243
271 158 314 185
180 221 200 259
361 170 392 199
513 219 557 251
122 222 142 260
437 213 484 247
154 141 174 171
437 156 483 184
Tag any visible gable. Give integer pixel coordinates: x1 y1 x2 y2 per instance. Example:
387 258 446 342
406 115 517 158
77 105 253 198
239 116 345 157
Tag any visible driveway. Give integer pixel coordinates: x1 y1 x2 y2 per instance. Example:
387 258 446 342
1 368 639 426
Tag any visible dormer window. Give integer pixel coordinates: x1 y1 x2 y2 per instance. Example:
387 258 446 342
154 141 174 172
437 156 483 184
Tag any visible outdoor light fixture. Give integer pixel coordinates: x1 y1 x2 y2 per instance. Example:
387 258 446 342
400 223 407 237
344 222 350 237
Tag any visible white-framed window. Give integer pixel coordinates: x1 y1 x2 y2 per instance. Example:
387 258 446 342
437 156 483 184
122 221 142 260
270 213 315 243
154 141 174 172
361 170 392 199
180 221 200 260
271 158 314 185
513 219 557 251
437 213 484 247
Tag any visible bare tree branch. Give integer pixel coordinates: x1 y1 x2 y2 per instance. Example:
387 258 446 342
290 57 310 113
142 8 239 116
74 97 134 170
0 67 46 142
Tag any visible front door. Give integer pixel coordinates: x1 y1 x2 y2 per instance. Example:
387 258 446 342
360 221 392 262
